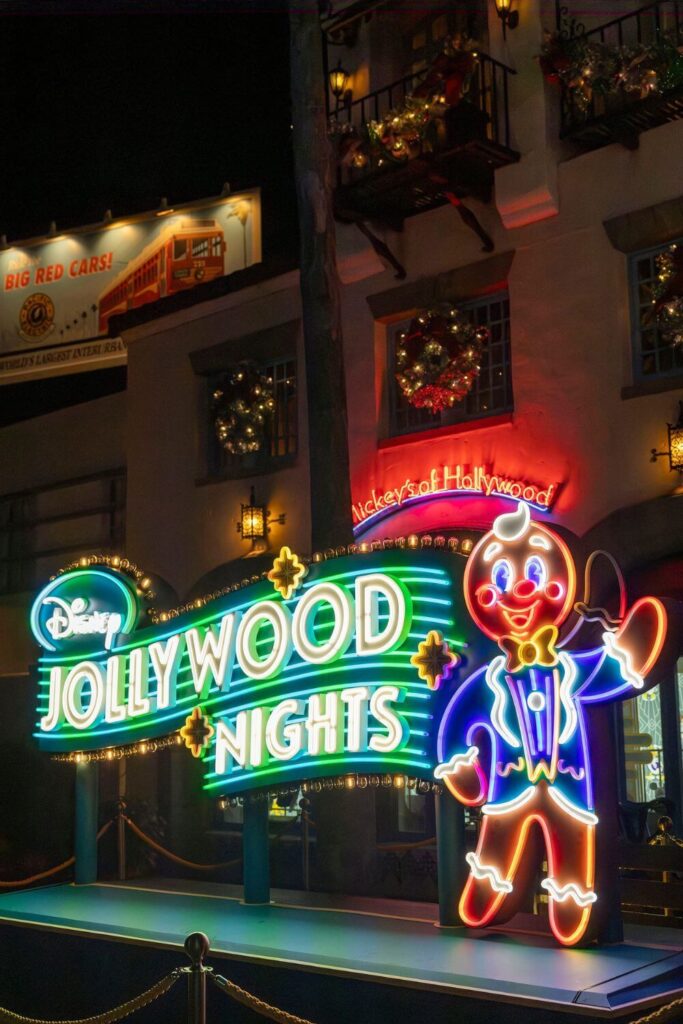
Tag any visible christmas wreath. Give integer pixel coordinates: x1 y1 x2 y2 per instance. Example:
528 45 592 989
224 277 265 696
212 362 275 455
652 244 683 349
395 306 488 413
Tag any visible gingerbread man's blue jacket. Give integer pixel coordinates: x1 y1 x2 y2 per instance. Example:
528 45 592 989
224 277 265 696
437 639 640 815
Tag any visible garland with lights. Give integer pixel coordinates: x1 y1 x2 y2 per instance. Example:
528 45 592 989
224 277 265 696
395 306 488 413
653 243 683 349
335 35 480 171
539 30 683 118
212 361 275 456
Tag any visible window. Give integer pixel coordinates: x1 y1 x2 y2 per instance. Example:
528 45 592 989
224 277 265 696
0 470 126 595
630 239 683 381
388 291 513 437
211 236 222 257
173 238 187 260
192 237 210 259
622 687 665 802
208 357 297 477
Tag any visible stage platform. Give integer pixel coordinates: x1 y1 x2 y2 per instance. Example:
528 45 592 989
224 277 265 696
1 880 683 1019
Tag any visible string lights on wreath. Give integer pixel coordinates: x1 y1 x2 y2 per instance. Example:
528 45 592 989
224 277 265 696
395 306 488 413
212 361 275 456
653 244 683 349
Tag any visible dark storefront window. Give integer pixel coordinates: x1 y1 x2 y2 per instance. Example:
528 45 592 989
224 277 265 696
389 291 513 437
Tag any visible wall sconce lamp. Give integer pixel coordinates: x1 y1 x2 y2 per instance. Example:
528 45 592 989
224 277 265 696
650 402 683 472
495 0 518 39
329 60 352 108
237 487 286 545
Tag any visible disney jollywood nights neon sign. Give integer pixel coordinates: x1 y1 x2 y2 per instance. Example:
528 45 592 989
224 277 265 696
31 505 675 946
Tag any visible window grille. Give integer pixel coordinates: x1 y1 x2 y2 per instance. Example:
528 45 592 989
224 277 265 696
629 239 683 382
389 291 513 437
0 469 126 596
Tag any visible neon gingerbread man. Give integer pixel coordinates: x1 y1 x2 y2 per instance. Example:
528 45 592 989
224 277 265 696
436 503 668 946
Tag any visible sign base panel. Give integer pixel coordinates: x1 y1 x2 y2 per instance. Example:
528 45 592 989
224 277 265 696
0 882 682 1016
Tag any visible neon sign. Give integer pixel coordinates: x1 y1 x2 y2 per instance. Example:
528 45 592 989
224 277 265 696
30 511 675 947
352 464 557 534
31 551 483 794
436 503 669 946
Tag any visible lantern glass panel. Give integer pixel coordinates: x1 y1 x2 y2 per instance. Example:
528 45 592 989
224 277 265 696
669 422 683 471
241 504 265 539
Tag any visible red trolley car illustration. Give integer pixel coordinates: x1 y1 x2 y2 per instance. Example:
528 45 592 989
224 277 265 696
98 219 226 332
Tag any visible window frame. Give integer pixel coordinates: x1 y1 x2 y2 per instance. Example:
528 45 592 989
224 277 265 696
628 236 683 385
387 289 513 439
206 354 298 481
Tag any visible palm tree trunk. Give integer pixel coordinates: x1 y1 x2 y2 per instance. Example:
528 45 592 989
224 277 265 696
289 0 353 552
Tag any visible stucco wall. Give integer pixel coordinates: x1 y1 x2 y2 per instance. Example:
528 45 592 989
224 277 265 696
341 117 683 541
122 273 311 597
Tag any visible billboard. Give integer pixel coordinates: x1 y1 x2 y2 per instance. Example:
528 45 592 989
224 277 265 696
0 191 261 382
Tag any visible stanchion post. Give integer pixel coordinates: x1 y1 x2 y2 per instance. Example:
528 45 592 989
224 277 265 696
300 797 310 891
74 760 99 884
243 794 270 904
435 788 466 927
184 932 210 1024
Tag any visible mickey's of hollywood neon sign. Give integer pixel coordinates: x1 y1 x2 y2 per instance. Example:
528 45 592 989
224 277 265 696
436 503 668 947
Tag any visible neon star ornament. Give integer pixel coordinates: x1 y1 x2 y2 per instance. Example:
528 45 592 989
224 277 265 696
411 630 459 689
436 502 671 947
180 706 215 758
267 546 308 600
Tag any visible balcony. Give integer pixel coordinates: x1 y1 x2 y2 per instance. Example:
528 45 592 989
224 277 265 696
556 0 683 150
332 53 518 229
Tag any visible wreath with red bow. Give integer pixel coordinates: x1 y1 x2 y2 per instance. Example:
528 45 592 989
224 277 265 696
395 306 488 413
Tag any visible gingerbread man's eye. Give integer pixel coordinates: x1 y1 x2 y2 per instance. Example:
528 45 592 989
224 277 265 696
492 559 513 592
524 556 546 590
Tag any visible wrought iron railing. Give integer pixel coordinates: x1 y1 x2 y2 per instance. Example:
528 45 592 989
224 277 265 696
556 0 683 137
332 51 515 182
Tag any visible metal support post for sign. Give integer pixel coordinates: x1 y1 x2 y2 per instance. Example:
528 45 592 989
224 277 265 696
117 758 127 881
74 760 99 884
301 797 311 891
436 789 466 927
243 795 270 904
184 932 210 1024
592 705 624 944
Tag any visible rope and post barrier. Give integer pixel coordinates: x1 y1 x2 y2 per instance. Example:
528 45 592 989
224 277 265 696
0 932 316 1024
0 923 682 1023
0 821 113 890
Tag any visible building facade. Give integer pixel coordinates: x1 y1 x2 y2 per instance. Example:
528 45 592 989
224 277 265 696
2 0 683 918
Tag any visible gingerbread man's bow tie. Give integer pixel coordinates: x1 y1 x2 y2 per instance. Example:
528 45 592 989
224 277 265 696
500 625 560 672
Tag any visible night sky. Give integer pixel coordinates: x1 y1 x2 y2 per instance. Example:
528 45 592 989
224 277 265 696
0 3 297 422
0 5 296 255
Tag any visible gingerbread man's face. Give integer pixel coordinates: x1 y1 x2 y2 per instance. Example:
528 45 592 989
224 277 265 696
464 504 576 641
